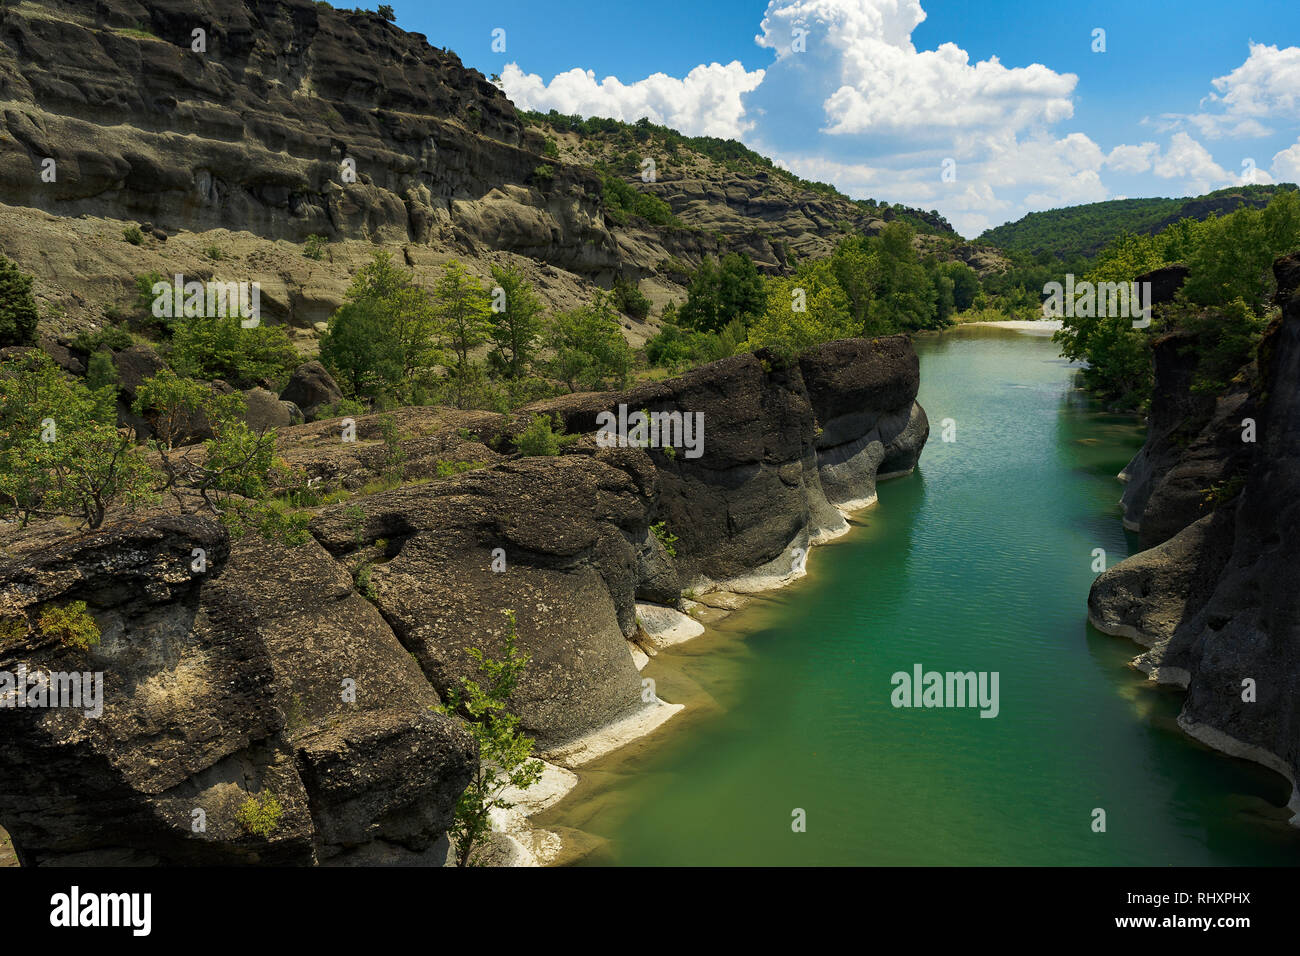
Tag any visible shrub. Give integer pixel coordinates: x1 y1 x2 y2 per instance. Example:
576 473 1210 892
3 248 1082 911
219 499 313 546
303 234 328 260
354 561 378 600
435 460 482 477
0 617 27 645
613 276 651 321
37 601 100 651
236 792 283 836
123 225 144 245
317 397 368 419
515 413 576 457
73 323 133 354
599 173 677 227
650 520 678 557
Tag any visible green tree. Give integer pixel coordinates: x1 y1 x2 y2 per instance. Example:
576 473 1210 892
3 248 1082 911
345 251 440 377
438 610 544 868
745 263 853 360
133 369 230 450
85 351 119 421
1182 190 1300 311
0 254 39 347
133 370 275 513
868 222 939 330
925 257 956 326
320 301 405 399
679 253 766 332
433 261 491 373
941 260 980 312
0 352 155 529
486 264 544 379
169 316 298 390
546 293 634 391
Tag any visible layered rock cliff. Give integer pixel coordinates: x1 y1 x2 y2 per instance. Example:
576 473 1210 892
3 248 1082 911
1090 253 1300 814
0 0 972 342
0 335 928 864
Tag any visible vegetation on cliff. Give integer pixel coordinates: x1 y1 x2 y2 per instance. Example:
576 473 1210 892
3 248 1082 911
1055 189 1300 408
439 610 544 868
524 111 956 238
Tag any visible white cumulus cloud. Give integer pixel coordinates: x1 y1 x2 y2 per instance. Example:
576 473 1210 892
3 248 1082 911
1152 132 1234 193
499 61 764 140
1272 140 1300 182
1164 43 1300 139
1105 143 1160 174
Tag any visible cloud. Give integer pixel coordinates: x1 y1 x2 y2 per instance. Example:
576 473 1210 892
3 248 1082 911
766 130 1109 237
1163 43 1300 139
499 61 764 140
1151 132 1234 193
746 0 1075 146
1105 142 1160 174
1205 43 1300 121
1272 140 1300 182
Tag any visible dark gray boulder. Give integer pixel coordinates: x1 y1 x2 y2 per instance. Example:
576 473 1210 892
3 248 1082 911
281 361 343 421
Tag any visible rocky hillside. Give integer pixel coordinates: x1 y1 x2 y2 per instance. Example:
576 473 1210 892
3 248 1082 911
1089 252 1300 814
0 335 928 865
0 0 973 348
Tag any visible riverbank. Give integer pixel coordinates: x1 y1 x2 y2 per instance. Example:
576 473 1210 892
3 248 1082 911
956 319 1063 333
528 326 1299 866
507 485 901 866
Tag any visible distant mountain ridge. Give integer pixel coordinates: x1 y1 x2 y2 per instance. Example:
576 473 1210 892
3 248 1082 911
978 184 1298 261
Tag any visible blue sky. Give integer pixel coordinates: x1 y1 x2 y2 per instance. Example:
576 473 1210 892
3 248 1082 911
387 0 1300 237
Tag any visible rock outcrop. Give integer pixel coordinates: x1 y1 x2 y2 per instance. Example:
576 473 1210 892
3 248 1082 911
1091 252 1300 815
281 361 343 421
0 515 477 866
0 335 928 863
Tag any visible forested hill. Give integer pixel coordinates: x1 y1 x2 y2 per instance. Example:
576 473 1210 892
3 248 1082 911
978 184 1297 261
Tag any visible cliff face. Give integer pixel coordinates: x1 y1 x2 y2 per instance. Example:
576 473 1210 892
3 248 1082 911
0 0 586 248
0 336 928 864
1090 253 1300 812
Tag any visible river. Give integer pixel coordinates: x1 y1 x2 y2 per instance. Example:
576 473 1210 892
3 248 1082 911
535 326 1300 865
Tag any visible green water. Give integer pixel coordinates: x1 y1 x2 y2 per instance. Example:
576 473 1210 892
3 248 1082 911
540 327 1300 865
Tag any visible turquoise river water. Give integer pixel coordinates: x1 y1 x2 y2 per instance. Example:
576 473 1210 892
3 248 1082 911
537 326 1300 865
